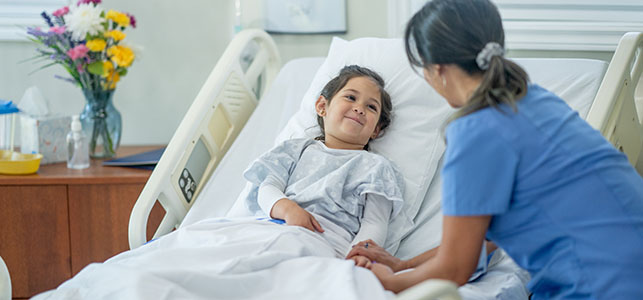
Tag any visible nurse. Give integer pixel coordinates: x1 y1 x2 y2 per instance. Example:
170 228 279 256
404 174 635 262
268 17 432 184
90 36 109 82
348 0 643 298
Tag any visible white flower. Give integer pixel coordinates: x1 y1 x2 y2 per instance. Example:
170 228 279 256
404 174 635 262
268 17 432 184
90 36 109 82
66 4 104 41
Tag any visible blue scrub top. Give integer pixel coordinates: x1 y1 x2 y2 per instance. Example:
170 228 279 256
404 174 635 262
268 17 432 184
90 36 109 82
442 84 643 299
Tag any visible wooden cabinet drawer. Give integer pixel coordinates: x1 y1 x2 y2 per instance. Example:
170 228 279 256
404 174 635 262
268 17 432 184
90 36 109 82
68 183 146 274
0 185 71 298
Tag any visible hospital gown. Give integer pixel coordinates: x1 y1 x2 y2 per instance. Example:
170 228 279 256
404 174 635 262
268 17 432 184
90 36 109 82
243 138 405 255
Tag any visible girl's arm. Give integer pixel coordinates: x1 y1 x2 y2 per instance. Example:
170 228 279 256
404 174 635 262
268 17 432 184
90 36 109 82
347 240 437 272
259 175 323 232
346 194 392 261
374 215 491 292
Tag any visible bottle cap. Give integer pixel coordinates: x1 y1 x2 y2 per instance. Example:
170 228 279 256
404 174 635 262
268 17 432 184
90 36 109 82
71 115 82 132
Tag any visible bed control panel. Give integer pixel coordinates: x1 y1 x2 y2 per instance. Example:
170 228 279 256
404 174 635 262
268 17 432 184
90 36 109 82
178 138 213 204
179 168 197 203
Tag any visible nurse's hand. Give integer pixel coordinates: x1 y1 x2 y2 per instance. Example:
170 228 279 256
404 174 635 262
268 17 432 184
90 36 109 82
349 255 372 268
272 199 324 233
370 263 396 290
346 239 406 272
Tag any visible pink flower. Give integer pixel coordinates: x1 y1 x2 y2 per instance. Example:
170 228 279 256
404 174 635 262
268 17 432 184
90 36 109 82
52 6 69 17
127 13 137 28
49 26 66 34
67 45 89 60
76 64 85 73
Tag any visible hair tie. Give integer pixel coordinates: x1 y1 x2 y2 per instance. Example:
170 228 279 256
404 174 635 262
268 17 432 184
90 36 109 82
476 42 504 70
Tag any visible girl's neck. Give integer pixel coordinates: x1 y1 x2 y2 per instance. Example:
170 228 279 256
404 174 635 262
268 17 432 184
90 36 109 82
322 135 366 151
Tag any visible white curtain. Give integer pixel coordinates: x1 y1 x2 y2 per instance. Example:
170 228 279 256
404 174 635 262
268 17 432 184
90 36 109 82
388 0 643 51
0 0 68 41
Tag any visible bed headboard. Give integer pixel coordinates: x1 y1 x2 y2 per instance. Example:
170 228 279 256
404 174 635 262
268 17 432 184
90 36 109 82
586 32 643 172
128 29 281 249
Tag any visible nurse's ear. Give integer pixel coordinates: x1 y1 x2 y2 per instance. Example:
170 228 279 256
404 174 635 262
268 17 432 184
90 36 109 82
315 96 328 117
422 64 444 87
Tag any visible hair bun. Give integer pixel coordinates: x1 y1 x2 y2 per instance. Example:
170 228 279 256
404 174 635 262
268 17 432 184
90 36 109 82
476 42 504 70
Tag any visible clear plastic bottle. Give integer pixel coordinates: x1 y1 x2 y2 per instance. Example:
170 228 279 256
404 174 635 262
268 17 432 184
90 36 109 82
67 115 90 169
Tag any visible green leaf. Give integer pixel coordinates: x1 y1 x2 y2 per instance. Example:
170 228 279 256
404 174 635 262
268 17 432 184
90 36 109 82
87 61 104 75
28 61 58 75
117 68 127 76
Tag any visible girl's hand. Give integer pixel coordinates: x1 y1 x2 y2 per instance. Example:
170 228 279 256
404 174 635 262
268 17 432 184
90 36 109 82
370 263 396 290
346 239 406 272
349 255 372 268
276 199 324 232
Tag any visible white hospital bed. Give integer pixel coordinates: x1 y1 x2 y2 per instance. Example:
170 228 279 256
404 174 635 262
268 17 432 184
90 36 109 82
121 29 643 299
21 29 642 300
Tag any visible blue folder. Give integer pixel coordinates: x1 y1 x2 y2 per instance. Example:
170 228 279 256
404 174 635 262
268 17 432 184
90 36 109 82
102 147 165 170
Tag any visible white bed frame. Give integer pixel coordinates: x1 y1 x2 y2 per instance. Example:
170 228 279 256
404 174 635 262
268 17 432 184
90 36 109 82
128 29 280 249
126 29 643 299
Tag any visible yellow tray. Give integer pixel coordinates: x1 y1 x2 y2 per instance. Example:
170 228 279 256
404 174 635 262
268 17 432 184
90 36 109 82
0 150 43 175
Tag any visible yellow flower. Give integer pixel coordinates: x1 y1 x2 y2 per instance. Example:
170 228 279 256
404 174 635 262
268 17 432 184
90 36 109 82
104 30 126 41
107 45 135 67
106 10 130 27
102 65 120 90
86 39 106 52
103 72 120 90
101 60 114 77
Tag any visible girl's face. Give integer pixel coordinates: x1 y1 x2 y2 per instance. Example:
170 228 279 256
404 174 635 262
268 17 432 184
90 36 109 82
315 76 382 150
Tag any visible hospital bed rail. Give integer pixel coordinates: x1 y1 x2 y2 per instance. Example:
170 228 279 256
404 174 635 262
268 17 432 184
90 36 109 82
128 29 281 250
586 32 643 170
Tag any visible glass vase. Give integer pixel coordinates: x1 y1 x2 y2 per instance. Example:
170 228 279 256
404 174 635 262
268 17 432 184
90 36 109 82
79 88 122 158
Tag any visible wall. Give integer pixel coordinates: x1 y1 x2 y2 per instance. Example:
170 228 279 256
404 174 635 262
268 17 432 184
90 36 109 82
240 0 388 63
1 1 635 147
0 0 234 145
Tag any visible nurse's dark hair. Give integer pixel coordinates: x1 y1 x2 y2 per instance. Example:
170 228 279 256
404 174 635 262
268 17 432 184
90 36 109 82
315 65 392 150
404 0 529 119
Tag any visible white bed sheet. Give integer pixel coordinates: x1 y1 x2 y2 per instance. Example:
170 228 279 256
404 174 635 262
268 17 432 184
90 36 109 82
34 218 392 300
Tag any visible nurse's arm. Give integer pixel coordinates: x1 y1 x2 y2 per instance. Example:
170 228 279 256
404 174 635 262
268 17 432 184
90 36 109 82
379 215 491 293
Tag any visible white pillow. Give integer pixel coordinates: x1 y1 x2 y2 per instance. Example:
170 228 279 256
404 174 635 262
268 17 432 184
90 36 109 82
275 37 455 248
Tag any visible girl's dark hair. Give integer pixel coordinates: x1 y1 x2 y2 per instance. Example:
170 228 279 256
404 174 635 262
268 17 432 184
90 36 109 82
404 0 529 119
315 65 392 150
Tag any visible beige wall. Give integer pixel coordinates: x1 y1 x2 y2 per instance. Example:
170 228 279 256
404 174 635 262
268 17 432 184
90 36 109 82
0 0 623 146
0 0 234 145
240 0 388 63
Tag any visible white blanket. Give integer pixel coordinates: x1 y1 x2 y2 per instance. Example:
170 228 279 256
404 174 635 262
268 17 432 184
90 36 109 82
33 218 392 300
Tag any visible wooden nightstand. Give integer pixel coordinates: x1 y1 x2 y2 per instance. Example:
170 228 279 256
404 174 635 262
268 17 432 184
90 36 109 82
0 146 164 299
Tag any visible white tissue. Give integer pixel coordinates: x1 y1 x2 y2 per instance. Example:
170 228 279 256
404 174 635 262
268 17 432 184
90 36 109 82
18 86 50 117
18 86 70 163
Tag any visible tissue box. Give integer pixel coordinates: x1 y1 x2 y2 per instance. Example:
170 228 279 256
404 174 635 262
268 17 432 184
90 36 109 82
20 114 71 164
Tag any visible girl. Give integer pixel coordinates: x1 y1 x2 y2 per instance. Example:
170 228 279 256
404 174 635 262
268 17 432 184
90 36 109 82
33 66 404 300
243 65 404 263
350 0 643 298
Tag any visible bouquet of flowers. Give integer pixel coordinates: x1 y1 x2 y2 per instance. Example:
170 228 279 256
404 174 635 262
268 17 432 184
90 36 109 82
26 0 137 158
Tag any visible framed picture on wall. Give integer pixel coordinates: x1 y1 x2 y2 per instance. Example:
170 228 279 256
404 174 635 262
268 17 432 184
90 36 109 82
264 0 347 34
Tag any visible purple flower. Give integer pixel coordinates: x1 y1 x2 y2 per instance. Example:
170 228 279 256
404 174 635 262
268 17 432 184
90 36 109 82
127 13 137 28
27 27 54 38
41 11 54 27
54 75 76 84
